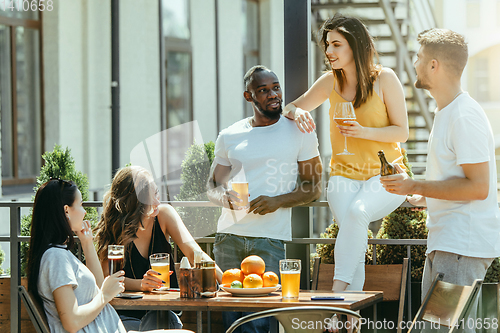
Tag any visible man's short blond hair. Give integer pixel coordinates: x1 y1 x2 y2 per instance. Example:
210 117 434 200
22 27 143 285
417 28 468 77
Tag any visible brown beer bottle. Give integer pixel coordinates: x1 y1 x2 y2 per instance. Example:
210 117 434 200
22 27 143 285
378 150 396 176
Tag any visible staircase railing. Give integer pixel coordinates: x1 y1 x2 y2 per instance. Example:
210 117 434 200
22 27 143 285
379 0 434 131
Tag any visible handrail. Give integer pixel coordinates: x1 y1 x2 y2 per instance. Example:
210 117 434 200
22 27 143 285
379 0 434 132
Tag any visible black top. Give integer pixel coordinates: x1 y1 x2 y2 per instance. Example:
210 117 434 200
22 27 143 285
119 217 178 320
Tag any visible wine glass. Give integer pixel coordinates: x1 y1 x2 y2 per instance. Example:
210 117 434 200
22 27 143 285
333 102 356 155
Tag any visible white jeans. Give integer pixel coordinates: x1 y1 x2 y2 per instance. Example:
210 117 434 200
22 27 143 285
326 175 406 290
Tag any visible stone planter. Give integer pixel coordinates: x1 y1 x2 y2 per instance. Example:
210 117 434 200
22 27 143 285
0 276 37 333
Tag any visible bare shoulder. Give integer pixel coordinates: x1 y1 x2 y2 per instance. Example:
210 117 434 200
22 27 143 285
317 71 335 84
378 67 399 84
157 204 181 227
378 68 404 95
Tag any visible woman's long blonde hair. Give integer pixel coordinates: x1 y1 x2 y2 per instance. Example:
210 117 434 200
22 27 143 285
319 13 381 108
94 166 156 261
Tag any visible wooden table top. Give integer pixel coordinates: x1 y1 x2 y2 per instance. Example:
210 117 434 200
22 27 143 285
110 290 382 312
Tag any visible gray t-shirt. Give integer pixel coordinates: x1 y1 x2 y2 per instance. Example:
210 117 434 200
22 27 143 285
38 246 126 333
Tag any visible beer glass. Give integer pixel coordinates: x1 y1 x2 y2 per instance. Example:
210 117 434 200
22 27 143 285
108 245 124 296
280 259 301 300
333 102 356 155
149 253 170 291
108 245 124 275
231 181 249 207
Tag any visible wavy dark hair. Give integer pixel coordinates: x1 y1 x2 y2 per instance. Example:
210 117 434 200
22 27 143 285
26 179 78 306
94 166 156 262
318 13 381 108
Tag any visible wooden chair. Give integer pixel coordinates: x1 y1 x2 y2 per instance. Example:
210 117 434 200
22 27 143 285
408 273 483 333
311 257 409 333
18 285 50 333
225 306 362 333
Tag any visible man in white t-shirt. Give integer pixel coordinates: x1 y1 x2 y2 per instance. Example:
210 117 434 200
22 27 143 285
380 28 500 330
207 65 322 332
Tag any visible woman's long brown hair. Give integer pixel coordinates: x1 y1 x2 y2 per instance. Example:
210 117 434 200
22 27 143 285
319 13 381 108
94 166 155 261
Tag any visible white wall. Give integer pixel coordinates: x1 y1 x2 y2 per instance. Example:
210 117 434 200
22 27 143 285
191 0 218 143
259 0 284 84
217 0 244 130
119 0 162 169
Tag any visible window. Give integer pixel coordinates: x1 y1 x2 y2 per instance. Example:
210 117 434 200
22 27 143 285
0 11 42 188
474 57 489 102
243 0 260 117
161 0 193 199
466 0 480 28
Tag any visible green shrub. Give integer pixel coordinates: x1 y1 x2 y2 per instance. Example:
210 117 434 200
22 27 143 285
175 141 221 238
0 243 4 274
375 207 427 282
20 145 99 276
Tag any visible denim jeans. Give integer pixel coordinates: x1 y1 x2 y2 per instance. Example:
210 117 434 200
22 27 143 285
214 233 285 333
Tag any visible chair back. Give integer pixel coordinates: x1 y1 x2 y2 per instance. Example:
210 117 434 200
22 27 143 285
311 257 409 333
409 273 483 333
311 257 409 301
226 306 362 333
18 285 50 333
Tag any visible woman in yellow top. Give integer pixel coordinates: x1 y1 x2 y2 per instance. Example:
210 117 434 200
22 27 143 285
284 13 408 292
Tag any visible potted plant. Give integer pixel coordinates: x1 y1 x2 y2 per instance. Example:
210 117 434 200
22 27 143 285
175 141 221 238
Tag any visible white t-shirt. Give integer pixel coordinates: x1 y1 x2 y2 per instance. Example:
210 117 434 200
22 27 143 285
214 116 320 241
38 246 126 333
426 92 500 258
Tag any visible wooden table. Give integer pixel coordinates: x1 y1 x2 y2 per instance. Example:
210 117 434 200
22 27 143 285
111 290 382 332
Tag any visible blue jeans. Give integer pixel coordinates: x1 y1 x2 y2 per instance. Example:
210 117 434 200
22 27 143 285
214 233 285 333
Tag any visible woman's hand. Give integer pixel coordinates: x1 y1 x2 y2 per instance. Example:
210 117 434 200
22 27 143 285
75 220 93 246
337 120 365 139
294 108 316 133
101 271 125 303
141 269 164 291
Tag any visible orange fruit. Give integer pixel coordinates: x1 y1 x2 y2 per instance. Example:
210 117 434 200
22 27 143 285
243 274 263 288
262 271 279 287
222 268 244 285
241 255 266 275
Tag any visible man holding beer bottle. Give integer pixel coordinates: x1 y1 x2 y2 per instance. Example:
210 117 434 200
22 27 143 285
380 28 500 326
207 65 322 332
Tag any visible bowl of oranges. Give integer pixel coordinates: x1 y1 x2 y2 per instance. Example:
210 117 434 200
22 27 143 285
220 255 280 296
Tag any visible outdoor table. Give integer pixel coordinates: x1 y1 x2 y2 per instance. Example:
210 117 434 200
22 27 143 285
110 289 383 333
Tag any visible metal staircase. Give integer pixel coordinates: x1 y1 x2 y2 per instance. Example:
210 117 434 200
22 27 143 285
311 0 438 179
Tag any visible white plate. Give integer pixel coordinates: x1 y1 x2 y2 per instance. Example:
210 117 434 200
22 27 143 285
220 284 281 297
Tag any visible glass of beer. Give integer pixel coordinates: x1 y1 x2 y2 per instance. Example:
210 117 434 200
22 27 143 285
149 253 170 291
280 259 301 300
231 182 249 207
108 245 124 275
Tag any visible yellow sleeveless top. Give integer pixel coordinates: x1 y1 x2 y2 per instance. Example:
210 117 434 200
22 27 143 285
329 87 404 181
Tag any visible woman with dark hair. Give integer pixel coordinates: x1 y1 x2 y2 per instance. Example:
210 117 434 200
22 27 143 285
26 178 126 333
26 179 193 333
95 166 222 330
283 13 409 292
